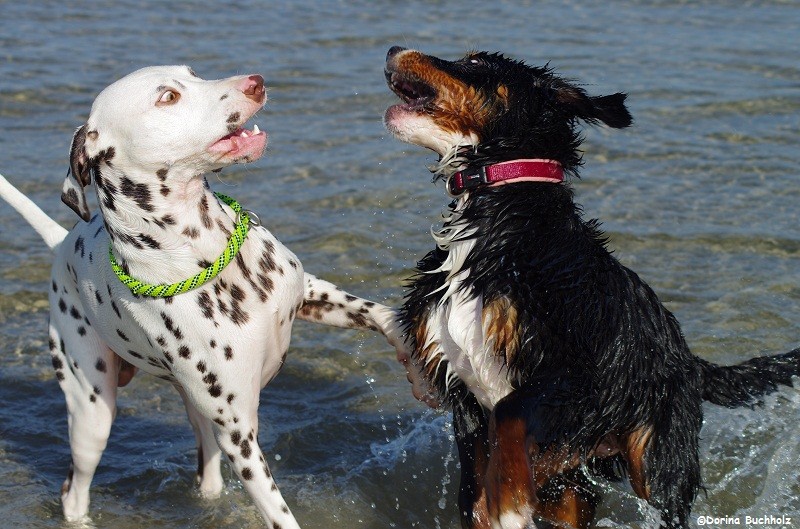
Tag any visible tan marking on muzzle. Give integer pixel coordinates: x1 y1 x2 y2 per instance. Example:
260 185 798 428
394 51 500 138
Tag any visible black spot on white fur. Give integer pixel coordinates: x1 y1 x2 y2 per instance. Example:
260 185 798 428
74 236 85 258
161 312 183 340
240 440 252 458
120 176 154 212
198 195 213 229
198 291 215 320
138 234 161 249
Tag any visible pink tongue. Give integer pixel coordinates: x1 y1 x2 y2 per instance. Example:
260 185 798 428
209 131 267 159
209 131 242 153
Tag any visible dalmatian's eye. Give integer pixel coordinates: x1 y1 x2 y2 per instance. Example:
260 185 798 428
157 90 180 106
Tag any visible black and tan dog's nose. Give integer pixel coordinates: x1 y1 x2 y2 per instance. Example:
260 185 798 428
387 46 407 60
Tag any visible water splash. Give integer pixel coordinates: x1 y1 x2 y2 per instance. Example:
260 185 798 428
434 429 456 529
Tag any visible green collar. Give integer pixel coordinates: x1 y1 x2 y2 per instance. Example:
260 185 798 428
110 192 252 297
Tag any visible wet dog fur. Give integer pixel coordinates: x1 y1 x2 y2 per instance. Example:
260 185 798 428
383 46 800 529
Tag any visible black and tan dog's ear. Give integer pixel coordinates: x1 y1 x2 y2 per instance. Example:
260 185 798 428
585 93 633 128
61 124 93 221
555 85 633 129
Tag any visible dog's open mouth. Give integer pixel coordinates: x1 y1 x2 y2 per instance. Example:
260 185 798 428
385 69 436 111
209 123 267 161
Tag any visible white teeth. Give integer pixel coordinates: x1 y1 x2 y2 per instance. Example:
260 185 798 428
253 124 260 134
241 131 249 138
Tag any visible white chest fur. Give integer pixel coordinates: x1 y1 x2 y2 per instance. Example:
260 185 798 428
420 203 515 410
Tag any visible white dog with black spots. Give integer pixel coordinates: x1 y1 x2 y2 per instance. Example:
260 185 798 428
0 65 432 528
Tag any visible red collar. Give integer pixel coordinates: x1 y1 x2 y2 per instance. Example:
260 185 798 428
446 159 563 197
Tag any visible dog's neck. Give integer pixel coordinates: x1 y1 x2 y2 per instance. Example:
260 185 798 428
93 163 239 285
425 143 569 302
430 140 578 182
429 144 470 179
430 143 565 197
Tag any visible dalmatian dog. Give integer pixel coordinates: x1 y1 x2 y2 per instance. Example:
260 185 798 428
0 65 426 528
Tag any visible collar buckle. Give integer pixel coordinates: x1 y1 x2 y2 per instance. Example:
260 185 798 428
237 209 261 227
446 165 488 198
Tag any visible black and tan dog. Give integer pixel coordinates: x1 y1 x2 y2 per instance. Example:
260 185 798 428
383 46 799 529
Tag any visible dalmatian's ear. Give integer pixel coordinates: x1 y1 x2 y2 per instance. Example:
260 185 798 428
61 124 93 221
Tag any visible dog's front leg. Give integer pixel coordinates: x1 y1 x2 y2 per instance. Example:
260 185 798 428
175 386 224 497
178 374 300 529
453 394 491 529
298 273 439 407
297 273 389 332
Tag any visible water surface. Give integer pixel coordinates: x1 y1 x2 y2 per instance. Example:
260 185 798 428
0 1 798 528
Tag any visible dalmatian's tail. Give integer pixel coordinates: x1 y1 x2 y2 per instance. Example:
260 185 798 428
0 172 68 250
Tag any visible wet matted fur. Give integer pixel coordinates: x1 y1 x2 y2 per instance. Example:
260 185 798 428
383 46 800 529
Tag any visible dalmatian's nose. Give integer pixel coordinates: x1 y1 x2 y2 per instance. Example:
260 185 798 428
241 75 265 103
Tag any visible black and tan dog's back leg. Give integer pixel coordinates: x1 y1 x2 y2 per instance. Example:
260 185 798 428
48 318 120 522
625 393 702 529
484 387 597 529
534 469 598 529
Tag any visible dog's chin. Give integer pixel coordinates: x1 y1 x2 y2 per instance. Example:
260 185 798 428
383 104 412 137
384 107 475 156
